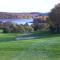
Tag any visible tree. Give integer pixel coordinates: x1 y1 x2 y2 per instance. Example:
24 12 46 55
48 3 60 32
24 23 30 32
17 24 25 33
33 18 48 31
24 23 34 32
9 24 25 33
33 18 40 31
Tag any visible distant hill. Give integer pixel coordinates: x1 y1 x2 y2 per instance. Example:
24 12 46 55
38 13 48 16
0 12 48 19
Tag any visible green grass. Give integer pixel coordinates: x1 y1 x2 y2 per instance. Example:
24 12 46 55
0 33 60 60
0 29 3 33
0 33 21 42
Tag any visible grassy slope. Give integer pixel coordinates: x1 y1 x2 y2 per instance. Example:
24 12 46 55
0 33 60 60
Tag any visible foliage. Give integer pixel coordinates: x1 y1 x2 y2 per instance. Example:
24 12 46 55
1 22 34 33
24 23 34 32
48 3 60 32
33 18 49 31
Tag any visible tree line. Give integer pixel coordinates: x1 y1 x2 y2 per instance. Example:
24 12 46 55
0 3 60 33
33 3 60 33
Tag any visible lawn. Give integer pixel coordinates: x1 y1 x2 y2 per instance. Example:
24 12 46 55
0 33 60 60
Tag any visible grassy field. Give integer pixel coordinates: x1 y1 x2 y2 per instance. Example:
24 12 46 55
0 33 60 60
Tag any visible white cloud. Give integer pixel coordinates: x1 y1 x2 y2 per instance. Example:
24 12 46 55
0 0 59 12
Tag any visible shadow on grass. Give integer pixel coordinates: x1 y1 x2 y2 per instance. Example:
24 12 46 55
0 38 16 42
0 32 60 42
31 32 60 39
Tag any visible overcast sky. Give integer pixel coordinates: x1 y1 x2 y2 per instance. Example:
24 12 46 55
0 0 60 13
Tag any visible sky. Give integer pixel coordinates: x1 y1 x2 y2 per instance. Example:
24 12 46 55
0 0 60 13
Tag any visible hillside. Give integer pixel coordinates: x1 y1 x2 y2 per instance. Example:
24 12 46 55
0 12 48 19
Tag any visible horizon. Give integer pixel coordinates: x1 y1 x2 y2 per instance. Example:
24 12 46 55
0 11 50 13
0 0 60 13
